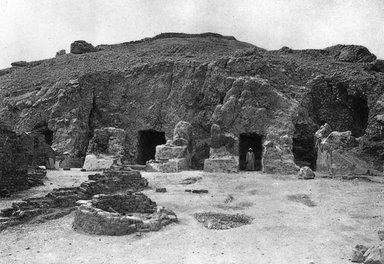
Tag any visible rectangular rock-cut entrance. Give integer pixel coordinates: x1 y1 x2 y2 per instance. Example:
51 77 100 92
137 130 166 165
239 133 263 171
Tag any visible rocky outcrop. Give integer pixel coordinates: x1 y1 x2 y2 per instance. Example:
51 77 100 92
1 33 384 174
83 127 127 171
70 40 97 54
326 45 377 63
147 121 192 172
315 124 380 176
204 124 239 173
11 61 28 67
55 49 66 57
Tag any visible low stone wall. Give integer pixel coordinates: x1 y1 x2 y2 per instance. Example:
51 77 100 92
0 170 148 231
27 168 47 187
92 193 156 214
81 170 148 196
73 193 176 236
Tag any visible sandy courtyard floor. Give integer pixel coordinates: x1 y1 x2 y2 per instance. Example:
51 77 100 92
0 170 383 264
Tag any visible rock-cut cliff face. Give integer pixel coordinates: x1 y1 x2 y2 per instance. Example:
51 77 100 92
0 33 383 172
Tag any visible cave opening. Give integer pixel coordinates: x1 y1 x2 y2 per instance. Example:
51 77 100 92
292 124 317 170
137 130 166 165
239 133 263 171
33 122 53 146
349 95 369 137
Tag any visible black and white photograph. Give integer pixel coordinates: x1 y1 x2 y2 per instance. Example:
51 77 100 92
0 0 383 263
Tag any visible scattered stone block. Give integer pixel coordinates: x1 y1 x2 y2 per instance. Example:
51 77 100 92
363 241 384 264
55 49 66 57
351 245 369 263
191 189 208 194
180 177 202 185
11 61 28 67
83 154 114 171
378 230 384 241
70 40 98 54
185 189 208 194
298 166 315 179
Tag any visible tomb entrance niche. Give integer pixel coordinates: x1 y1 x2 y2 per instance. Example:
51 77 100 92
137 130 166 165
239 133 263 171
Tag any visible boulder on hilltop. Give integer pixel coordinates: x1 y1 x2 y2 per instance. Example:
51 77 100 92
70 40 98 54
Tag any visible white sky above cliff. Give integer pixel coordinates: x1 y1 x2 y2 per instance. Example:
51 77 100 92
0 0 383 69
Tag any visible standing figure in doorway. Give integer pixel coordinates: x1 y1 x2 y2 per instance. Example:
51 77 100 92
246 148 255 171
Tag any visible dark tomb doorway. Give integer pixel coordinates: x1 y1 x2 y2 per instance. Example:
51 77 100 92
33 122 53 146
137 130 166 165
349 95 369 137
292 123 317 170
239 133 263 171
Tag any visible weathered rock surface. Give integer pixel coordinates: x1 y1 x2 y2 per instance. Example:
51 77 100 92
1 33 384 172
298 166 315 179
147 121 192 172
55 49 66 57
11 61 28 67
70 40 97 54
204 124 239 173
326 45 376 63
315 124 381 176
204 156 239 173
83 127 127 171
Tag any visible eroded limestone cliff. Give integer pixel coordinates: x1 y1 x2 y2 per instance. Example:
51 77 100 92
0 33 383 172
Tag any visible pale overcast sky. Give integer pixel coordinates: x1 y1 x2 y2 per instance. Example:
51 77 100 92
0 0 383 69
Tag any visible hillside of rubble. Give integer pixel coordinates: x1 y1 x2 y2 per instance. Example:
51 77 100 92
0 32 384 170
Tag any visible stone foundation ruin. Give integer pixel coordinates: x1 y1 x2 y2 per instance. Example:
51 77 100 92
73 192 177 235
0 169 148 231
